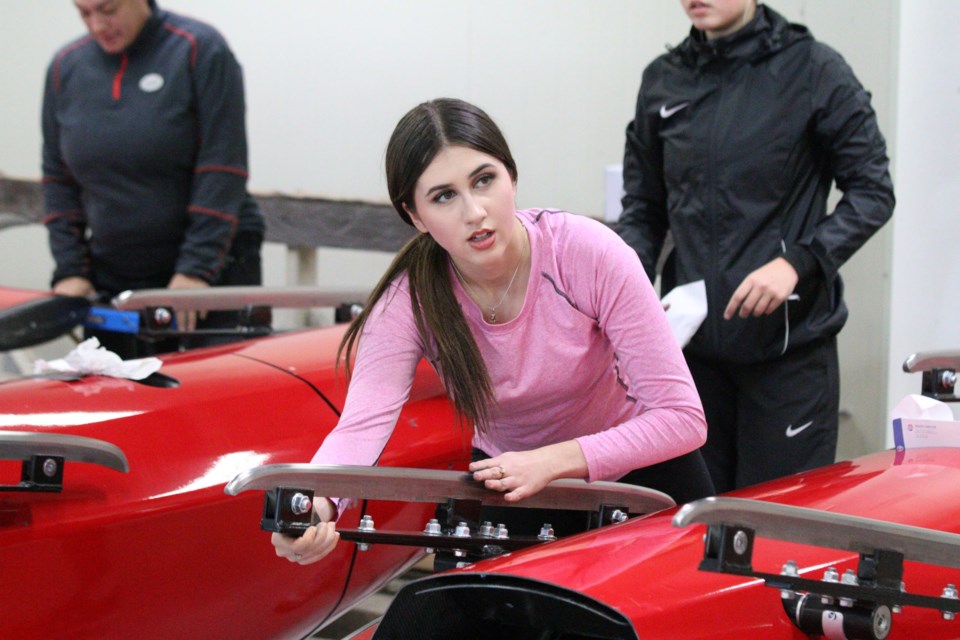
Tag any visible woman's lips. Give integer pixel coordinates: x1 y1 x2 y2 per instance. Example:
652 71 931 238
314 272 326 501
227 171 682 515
468 230 495 250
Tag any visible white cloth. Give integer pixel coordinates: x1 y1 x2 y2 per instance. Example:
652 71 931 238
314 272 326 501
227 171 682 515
662 280 707 348
33 337 162 380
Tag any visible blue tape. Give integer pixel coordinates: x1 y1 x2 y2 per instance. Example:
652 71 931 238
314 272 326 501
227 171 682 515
84 307 141 334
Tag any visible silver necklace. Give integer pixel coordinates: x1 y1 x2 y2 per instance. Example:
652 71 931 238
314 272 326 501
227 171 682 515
452 228 527 323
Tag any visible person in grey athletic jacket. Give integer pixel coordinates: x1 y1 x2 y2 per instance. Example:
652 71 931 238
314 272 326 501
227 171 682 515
618 0 894 493
42 0 265 356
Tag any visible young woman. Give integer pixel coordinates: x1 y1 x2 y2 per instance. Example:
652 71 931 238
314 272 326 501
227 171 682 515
618 0 895 492
273 98 711 565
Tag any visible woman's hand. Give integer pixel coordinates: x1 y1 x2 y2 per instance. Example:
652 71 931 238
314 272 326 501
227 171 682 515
167 273 210 331
52 276 95 298
723 257 798 319
270 497 340 565
469 441 588 503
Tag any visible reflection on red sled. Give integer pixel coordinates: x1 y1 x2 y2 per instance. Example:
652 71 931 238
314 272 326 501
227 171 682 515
241 352 960 640
0 285 469 639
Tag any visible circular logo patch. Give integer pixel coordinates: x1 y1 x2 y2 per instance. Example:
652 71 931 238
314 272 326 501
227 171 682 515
139 73 164 93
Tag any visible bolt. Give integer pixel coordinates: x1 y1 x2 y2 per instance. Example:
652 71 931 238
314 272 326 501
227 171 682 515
423 518 442 536
478 521 495 537
359 515 375 531
780 560 799 599
892 581 905 614
423 518 441 553
154 307 172 326
357 514 375 551
942 584 958 621
610 509 628 523
732 530 749 555
42 458 58 478
821 567 839 605
941 370 957 390
537 523 556 541
840 569 859 607
452 521 471 558
495 523 509 539
290 493 312 515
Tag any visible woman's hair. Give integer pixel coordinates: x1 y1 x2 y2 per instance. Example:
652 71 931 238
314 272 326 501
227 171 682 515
337 98 518 431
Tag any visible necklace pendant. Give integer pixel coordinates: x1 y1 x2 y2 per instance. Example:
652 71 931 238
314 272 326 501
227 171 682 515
488 311 497 323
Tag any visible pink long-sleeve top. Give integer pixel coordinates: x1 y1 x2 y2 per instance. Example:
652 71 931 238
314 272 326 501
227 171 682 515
312 209 706 482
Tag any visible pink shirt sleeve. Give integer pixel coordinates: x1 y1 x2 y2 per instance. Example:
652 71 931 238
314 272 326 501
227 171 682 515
310 283 426 468
560 217 707 481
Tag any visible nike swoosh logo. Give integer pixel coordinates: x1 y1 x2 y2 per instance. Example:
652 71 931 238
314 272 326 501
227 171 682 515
785 421 813 438
659 102 690 118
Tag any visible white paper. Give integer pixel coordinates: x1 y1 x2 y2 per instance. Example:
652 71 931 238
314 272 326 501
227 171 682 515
890 394 960 452
33 337 162 381
662 280 708 348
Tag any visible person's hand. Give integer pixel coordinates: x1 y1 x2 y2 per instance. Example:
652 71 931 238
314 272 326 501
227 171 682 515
271 498 340 565
167 273 210 331
469 441 588 503
723 257 798 320
52 276 95 298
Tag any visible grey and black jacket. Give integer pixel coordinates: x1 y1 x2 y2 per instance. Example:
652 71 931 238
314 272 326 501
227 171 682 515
618 4 894 364
41 0 263 295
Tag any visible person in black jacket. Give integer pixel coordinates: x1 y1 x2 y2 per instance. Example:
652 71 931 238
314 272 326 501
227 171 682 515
42 0 265 357
618 0 894 493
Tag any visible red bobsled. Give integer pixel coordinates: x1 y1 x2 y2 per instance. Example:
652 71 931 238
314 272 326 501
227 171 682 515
0 286 470 639
232 352 960 640
329 446 960 640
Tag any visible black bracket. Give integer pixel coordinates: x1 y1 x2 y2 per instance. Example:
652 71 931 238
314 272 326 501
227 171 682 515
260 487 317 537
0 455 65 493
921 367 958 402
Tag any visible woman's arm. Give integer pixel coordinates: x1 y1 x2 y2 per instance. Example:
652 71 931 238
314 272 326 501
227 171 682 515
574 222 708 482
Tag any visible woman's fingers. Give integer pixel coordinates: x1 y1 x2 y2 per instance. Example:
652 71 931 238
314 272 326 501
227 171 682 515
270 522 340 565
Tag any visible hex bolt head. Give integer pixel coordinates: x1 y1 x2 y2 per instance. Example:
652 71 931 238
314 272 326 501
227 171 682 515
290 493 313 515
779 560 799 600
42 458 58 478
154 307 172 326
839 569 859 608
942 584 958 620
537 523 556 541
733 530 749 555
423 518 442 536
821 566 839 605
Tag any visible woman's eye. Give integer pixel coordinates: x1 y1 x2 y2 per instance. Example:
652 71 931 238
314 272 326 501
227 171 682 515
433 190 455 204
475 174 494 188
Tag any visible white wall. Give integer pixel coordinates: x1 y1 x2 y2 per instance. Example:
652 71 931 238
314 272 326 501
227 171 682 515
886 0 960 431
0 1 908 457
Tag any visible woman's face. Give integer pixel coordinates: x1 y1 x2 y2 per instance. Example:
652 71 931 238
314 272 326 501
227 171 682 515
74 0 152 54
679 0 756 40
405 145 518 273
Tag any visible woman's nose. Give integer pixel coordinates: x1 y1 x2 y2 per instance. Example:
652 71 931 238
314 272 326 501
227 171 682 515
461 194 486 223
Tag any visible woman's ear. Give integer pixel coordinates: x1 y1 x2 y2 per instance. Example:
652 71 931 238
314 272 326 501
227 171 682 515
404 203 429 234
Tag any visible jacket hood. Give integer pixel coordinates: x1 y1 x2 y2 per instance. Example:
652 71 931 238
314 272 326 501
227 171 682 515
670 4 812 67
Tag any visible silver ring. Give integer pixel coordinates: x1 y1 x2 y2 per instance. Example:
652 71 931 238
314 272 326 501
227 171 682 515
294 553 303 561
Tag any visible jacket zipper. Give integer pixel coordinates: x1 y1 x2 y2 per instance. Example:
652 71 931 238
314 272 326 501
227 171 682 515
708 68 723 352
